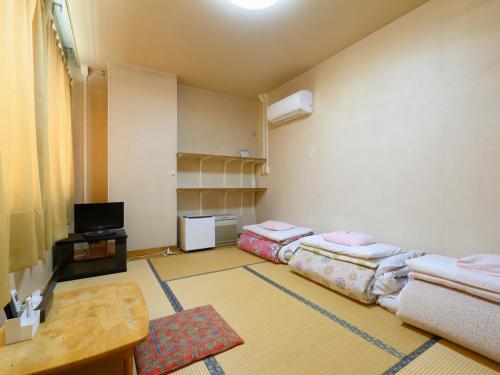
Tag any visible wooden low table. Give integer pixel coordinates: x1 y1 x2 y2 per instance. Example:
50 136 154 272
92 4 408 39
0 282 149 374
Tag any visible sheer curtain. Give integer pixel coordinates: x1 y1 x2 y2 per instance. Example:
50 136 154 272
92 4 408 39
0 0 74 307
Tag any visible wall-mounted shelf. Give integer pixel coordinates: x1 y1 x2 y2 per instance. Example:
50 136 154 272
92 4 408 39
177 152 266 164
177 151 267 216
177 188 267 193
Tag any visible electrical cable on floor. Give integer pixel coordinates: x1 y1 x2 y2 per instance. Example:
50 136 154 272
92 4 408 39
127 247 179 261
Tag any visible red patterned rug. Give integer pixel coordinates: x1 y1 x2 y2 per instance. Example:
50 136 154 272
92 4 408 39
134 305 244 374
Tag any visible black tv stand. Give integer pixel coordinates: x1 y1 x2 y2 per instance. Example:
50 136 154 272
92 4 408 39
84 229 119 240
53 229 127 281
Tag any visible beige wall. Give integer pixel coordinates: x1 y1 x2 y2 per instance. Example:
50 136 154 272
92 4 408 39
71 73 108 204
257 0 500 257
108 62 177 251
178 84 258 155
88 83 108 202
177 85 259 231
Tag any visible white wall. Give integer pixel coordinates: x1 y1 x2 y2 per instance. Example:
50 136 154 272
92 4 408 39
108 62 177 250
257 0 500 257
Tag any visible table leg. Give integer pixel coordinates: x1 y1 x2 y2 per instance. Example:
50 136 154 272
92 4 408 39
123 348 134 375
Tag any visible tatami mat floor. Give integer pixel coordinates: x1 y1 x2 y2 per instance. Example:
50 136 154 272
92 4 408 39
55 246 500 375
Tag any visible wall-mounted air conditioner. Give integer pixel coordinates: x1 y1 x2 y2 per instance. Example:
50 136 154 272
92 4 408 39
267 90 312 125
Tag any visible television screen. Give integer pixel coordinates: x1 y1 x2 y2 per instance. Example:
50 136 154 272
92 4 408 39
74 202 124 233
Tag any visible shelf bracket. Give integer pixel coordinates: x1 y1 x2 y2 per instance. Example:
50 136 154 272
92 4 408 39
224 191 227 214
252 162 258 188
199 157 210 187
223 159 234 188
240 191 244 216
252 190 256 217
199 191 203 215
240 160 252 187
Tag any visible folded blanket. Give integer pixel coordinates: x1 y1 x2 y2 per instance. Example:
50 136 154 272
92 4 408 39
378 294 400 314
300 245 384 269
238 231 312 264
289 247 423 306
277 236 314 264
238 231 284 263
301 234 403 259
457 254 500 277
406 254 500 294
409 271 500 304
289 248 378 304
398 279 500 362
243 224 314 243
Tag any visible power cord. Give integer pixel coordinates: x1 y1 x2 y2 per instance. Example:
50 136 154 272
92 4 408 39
127 247 179 261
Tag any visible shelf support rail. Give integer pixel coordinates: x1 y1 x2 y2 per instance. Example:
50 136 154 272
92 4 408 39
199 157 210 187
240 160 253 187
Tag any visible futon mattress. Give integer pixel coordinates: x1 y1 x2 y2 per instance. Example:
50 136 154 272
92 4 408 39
238 230 310 264
288 247 422 305
398 279 500 362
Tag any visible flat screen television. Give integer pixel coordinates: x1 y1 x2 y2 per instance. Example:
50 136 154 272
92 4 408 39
74 202 124 234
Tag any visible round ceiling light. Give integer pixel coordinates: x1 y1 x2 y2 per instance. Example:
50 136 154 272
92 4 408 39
230 0 280 10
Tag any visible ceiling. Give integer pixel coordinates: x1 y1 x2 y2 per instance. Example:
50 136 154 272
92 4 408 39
67 0 428 97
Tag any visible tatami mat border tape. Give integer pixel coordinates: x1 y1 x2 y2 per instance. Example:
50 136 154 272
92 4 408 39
146 259 226 375
243 265 406 359
165 260 268 282
382 336 440 374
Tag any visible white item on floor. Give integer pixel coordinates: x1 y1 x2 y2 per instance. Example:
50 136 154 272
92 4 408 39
243 224 313 243
406 254 500 294
179 215 215 252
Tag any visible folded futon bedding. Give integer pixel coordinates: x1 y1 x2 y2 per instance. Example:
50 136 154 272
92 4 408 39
237 223 314 263
398 254 500 362
288 234 423 305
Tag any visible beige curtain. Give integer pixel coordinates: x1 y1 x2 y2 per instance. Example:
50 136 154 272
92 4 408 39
39 16 74 250
0 0 74 307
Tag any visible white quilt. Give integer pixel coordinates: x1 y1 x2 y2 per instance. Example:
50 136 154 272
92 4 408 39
406 254 500 294
243 224 313 243
378 294 400 314
277 236 315 263
301 234 404 259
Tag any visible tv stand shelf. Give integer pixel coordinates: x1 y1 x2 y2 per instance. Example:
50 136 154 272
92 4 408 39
53 229 127 281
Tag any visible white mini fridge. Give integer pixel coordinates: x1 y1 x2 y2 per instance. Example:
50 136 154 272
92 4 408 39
179 215 215 252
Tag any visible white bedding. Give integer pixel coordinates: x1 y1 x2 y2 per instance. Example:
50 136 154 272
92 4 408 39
378 294 400 314
277 236 315 263
398 279 500 362
243 224 313 243
406 254 500 294
301 234 404 259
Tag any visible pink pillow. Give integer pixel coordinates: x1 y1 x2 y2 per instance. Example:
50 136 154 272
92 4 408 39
457 254 500 277
323 231 377 247
259 221 296 231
